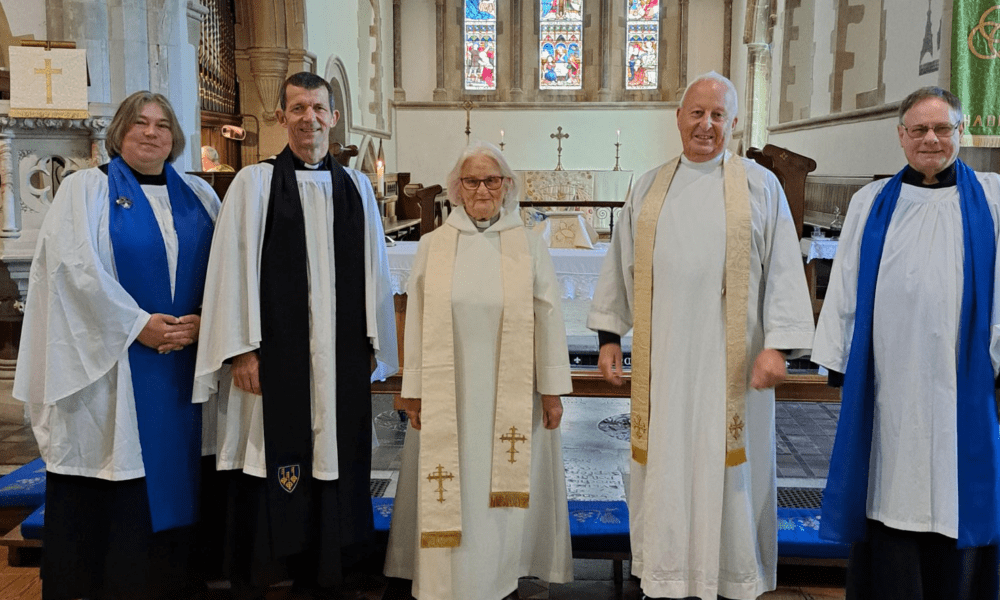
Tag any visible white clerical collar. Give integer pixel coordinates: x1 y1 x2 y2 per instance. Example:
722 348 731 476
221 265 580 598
680 150 727 171
474 211 502 230
302 161 323 170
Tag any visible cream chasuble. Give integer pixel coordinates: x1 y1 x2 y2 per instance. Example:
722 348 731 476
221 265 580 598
632 153 751 466
420 222 534 547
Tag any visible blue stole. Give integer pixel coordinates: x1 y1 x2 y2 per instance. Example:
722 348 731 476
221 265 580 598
820 159 1000 548
107 157 214 532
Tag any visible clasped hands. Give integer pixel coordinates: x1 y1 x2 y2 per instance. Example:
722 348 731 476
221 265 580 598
598 343 787 390
401 394 564 431
137 313 200 355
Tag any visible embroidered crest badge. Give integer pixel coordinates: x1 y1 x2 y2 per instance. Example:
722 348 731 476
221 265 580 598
278 465 300 493
115 197 133 209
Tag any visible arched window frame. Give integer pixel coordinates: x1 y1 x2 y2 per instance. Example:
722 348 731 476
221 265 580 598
625 0 659 90
464 1 498 91
538 0 583 90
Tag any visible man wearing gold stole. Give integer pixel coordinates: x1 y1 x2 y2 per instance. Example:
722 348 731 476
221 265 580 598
384 141 573 600
588 72 814 600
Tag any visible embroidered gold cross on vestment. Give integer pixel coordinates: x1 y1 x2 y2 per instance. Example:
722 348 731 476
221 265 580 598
427 464 454 503
500 426 527 463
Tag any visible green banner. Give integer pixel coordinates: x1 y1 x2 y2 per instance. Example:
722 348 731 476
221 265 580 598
952 1 1000 147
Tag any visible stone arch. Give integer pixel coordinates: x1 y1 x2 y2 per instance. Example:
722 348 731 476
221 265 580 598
358 136 378 174
324 54 352 152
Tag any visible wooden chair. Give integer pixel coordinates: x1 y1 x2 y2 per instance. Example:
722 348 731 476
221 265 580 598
747 144 817 238
189 170 237 201
331 142 359 168
395 172 444 238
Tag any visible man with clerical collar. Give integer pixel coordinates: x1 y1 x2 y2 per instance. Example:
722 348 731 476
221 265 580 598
813 86 1000 598
588 71 814 600
194 71 398 600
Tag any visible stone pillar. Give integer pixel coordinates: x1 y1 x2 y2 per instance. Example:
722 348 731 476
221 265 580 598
743 0 775 151
247 0 290 123
433 0 447 101
393 0 405 101
0 126 16 238
598 0 612 102
510 0 523 102
678 0 689 96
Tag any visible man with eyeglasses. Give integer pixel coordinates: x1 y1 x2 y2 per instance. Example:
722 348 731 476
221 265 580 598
588 71 814 600
813 86 1000 598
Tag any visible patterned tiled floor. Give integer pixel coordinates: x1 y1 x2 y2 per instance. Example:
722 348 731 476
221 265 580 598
1 396 843 599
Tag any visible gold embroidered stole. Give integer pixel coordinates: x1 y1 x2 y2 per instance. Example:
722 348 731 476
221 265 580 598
631 154 752 467
419 222 535 549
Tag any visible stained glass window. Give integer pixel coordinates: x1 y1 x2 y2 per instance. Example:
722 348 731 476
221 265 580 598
465 1 498 91
626 0 658 90
539 1 583 90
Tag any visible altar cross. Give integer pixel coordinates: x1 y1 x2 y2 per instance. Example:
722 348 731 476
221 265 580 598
34 58 62 104
427 464 455 503
550 126 569 171
500 426 527 464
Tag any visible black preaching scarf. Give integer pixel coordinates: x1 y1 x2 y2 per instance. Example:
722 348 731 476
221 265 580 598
259 146 368 558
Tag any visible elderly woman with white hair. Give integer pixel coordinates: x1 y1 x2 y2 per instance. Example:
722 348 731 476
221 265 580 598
384 141 573 600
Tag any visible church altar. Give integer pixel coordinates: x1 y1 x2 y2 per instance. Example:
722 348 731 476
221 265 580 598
386 240 609 300
515 169 633 233
800 237 838 262
378 240 835 402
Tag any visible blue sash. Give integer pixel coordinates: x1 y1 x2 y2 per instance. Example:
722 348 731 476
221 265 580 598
821 160 1000 548
107 157 214 532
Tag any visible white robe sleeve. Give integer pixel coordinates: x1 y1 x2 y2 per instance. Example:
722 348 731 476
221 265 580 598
811 181 884 373
529 227 573 395
13 169 151 406
349 169 399 382
748 161 816 356
586 167 654 336
193 166 267 404
399 234 432 399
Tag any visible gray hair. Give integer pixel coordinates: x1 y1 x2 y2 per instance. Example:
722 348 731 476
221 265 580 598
681 71 739 119
899 86 963 124
201 145 220 162
445 140 521 212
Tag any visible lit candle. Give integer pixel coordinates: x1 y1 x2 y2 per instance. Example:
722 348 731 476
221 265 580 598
616 129 620 143
501 129 505 143
376 160 385 196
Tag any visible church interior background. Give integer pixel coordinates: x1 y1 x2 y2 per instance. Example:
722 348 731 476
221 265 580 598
0 0 997 598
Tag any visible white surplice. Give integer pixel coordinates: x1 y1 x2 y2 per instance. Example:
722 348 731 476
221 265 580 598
13 168 221 479
383 207 574 600
812 173 1000 539
193 162 398 480
587 152 814 600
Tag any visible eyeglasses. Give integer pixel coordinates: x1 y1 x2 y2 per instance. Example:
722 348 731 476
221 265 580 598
901 121 960 139
460 176 505 191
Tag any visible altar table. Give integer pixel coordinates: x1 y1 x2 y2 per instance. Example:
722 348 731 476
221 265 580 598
377 241 835 401
387 240 610 300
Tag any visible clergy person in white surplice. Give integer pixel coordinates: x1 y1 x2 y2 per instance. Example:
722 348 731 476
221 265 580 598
588 72 814 600
193 72 398 599
13 91 220 600
812 86 1000 599
383 141 573 600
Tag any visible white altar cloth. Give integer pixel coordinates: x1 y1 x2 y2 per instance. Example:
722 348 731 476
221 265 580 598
799 237 838 262
386 241 609 300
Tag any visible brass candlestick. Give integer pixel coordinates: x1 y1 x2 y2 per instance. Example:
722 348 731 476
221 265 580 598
613 141 622 171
